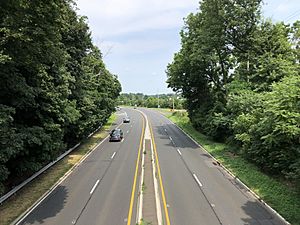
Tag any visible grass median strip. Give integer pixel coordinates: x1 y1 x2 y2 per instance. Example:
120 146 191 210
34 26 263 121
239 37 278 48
158 109 300 225
0 114 117 225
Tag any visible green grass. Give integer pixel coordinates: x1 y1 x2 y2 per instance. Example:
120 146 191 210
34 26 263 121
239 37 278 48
0 114 117 225
162 110 300 225
137 219 152 225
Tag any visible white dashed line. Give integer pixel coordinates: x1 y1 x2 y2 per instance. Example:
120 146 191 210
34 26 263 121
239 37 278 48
90 180 100 194
169 137 173 141
111 152 116 159
177 149 182 156
193 174 203 187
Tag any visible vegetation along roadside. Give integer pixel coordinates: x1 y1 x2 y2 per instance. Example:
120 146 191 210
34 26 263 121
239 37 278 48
159 109 300 225
0 114 117 225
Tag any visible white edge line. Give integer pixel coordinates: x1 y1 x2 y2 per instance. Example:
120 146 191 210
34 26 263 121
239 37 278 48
193 173 203 187
14 121 123 225
90 180 100 194
177 149 182 156
156 110 291 225
111 152 116 159
137 136 145 224
136 110 147 224
152 141 163 225
137 109 163 225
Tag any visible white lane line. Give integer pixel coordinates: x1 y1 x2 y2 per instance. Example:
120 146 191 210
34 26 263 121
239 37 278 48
90 179 100 194
111 152 116 159
177 149 182 156
14 121 126 225
127 130 129 133
164 128 167 132
169 136 173 141
193 174 203 187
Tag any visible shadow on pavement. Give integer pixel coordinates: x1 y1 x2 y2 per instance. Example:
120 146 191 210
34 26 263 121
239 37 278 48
21 185 67 225
153 124 199 149
241 200 285 225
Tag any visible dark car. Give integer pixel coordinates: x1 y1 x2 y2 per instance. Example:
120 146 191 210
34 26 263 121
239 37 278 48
123 116 130 123
109 128 123 142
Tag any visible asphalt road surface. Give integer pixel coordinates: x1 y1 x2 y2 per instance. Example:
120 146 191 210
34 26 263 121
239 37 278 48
141 108 286 225
17 108 286 225
18 108 144 225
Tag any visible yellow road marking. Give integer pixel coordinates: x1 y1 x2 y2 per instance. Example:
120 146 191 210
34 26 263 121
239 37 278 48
149 120 171 225
127 115 145 225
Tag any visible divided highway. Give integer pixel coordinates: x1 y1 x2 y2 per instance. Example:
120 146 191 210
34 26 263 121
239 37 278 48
16 108 286 225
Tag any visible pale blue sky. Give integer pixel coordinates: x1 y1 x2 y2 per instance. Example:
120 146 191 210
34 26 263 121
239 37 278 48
76 0 300 94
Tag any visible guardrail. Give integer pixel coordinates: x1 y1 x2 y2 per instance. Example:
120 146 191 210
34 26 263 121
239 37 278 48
0 123 103 205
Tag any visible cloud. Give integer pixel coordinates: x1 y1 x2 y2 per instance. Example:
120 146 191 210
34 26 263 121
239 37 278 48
262 0 300 23
76 0 198 38
100 37 175 57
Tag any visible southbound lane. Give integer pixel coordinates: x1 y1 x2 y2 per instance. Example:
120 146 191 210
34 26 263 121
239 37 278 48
142 108 285 225
18 108 143 225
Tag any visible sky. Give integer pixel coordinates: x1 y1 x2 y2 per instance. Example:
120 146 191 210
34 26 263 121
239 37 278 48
76 0 300 95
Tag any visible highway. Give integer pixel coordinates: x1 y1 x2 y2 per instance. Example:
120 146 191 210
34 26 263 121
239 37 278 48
18 108 144 225
142 108 285 225
16 108 286 225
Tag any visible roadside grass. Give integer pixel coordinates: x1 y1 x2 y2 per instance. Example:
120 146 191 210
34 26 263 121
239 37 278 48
161 110 300 225
0 114 117 225
138 219 152 225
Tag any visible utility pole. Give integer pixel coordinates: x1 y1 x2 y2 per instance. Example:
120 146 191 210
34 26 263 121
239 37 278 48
172 96 175 111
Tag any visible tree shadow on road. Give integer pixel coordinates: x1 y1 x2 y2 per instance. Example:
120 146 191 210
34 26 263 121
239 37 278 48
153 124 199 149
240 200 285 225
21 185 67 224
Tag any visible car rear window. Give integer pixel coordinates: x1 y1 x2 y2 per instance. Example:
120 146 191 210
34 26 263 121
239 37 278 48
112 130 120 135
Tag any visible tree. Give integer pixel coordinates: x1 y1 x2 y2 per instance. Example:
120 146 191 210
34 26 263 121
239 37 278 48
167 0 262 139
0 0 121 195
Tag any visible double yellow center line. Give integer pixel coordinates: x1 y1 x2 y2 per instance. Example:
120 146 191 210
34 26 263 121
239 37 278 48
126 115 145 225
149 120 171 225
126 112 171 225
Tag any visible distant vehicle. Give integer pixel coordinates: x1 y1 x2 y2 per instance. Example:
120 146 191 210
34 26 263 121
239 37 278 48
123 116 130 123
134 104 137 109
109 128 123 142
115 106 121 111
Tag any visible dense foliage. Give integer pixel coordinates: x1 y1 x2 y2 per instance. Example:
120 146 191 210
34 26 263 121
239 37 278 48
0 0 121 195
167 0 300 183
117 93 185 109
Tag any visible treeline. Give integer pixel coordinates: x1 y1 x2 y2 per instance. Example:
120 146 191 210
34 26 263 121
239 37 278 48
0 1 121 195
117 93 185 109
167 0 300 183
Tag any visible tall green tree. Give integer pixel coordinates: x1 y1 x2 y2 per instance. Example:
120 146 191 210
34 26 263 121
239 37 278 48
167 0 300 181
0 0 121 195
167 0 262 139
